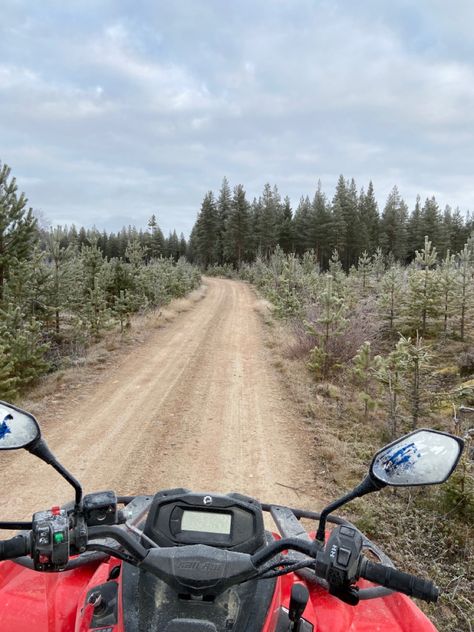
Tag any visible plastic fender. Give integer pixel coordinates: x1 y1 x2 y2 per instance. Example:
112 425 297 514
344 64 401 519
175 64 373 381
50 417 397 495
74 557 126 632
0 560 99 632
258 567 437 632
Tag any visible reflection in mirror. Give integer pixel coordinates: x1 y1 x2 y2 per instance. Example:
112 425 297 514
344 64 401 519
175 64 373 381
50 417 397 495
0 402 40 450
371 429 463 487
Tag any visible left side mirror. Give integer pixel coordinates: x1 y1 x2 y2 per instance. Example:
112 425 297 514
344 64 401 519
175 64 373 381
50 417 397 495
370 429 464 487
0 401 41 450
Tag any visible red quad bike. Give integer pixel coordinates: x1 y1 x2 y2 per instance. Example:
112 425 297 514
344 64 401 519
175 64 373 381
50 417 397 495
0 402 465 632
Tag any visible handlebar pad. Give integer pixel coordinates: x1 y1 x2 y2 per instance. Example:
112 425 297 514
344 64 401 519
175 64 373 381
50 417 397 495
0 535 29 560
359 558 439 603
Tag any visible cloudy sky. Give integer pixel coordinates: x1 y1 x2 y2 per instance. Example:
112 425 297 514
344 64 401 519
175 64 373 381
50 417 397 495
1 1 473 236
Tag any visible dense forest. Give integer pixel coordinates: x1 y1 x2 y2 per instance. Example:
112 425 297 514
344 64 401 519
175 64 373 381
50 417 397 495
189 176 473 269
0 162 200 401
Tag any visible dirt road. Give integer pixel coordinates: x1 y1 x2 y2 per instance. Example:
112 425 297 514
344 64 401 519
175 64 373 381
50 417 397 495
0 278 317 523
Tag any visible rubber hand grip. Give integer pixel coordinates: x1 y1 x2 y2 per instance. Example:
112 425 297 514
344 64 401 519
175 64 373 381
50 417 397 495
0 535 29 560
359 558 439 603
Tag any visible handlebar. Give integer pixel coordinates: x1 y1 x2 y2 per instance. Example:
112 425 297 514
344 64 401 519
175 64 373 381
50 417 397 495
0 535 29 560
0 506 440 605
359 558 439 603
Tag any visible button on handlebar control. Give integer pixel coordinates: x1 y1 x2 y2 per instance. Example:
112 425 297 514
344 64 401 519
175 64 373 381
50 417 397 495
51 506 61 516
336 547 351 568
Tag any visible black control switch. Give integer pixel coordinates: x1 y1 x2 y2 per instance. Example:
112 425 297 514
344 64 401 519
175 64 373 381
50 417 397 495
289 583 309 630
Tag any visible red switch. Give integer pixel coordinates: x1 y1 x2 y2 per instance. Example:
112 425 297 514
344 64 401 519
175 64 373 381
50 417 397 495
51 506 61 516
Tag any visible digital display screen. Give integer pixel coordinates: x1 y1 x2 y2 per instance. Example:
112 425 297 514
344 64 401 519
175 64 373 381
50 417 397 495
181 510 232 535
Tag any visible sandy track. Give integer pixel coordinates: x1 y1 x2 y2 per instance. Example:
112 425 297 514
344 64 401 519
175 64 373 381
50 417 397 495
0 278 317 524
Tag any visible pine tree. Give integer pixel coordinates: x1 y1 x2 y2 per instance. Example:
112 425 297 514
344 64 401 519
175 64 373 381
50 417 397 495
379 264 403 332
306 275 347 377
352 341 380 420
0 163 37 301
328 249 345 297
406 236 440 336
45 227 74 335
374 341 407 438
0 305 49 390
456 244 473 341
0 340 18 401
397 333 432 430
438 250 457 334
371 247 385 281
357 251 372 292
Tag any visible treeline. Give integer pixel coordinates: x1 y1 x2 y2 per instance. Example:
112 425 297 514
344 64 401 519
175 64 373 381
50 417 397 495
189 176 473 269
49 217 188 262
0 162 200 400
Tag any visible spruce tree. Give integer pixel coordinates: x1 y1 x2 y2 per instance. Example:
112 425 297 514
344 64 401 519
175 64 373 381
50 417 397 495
147 214 165 259
380 186 408 261
310 181 332 267
407 195 424 260
278 196 294 254
420 196 442 249
194 191 219 267
359 181 379 253
258 183 279 258
293 196 313 254
216 177 232 264
224 184 251 267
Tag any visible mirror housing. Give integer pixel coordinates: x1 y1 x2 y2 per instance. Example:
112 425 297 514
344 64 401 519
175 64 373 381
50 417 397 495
0 401 41 450
315 428 464 542
370 429 464 487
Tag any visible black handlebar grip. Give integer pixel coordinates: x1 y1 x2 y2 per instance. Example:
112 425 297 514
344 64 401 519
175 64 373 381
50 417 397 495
359 558 439 603
0 535 29 560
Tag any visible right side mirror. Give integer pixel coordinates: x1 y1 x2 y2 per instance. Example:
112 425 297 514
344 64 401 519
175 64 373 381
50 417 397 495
370 429 464 487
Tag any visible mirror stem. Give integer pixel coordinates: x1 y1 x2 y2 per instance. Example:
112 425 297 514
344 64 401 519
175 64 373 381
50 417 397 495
315 475 384 542
28 438 83 508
